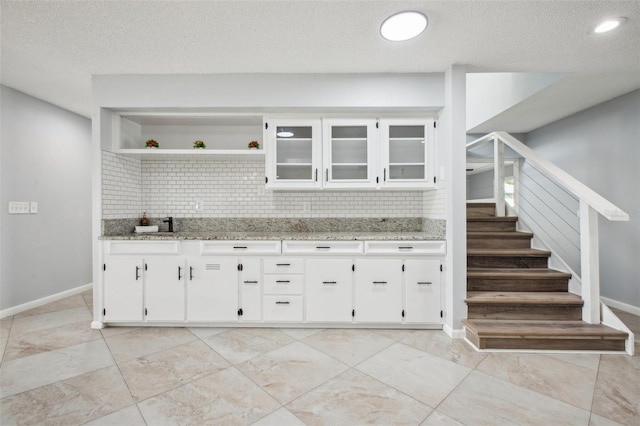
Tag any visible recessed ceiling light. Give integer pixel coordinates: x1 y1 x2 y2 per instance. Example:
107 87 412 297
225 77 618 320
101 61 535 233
380 11 428 42
276 131 294 138
592 17 627 34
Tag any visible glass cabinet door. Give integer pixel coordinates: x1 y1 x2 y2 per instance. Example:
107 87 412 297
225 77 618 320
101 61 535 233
323 119 377 188
381 119 434 188
266 119 321 189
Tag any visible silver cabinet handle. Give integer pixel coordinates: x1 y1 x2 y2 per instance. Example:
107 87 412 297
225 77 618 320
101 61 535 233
275 280 290 283
316 246 331 250
322 281 337 284
417 281 432 285
276 263 290 266
233 246 248 249
373 281 387 284
244 280 258 284
275 301 290 305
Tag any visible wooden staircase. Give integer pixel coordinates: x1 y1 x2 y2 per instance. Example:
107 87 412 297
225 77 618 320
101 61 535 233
463 203 627 351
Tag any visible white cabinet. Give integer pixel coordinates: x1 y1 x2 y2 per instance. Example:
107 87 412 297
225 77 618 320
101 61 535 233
379 119 436 188
103 257 144 322
354 259 403 323
265 118 322 189
145 257 186 322
239 258 262 322
404 260 442 323
100 240 444 327
186 257 238 322
262 257 304 322
322 119 378 188
306 259 353 322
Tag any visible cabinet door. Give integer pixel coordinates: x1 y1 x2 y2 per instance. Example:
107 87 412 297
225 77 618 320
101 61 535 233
103 257 144 322
380 119 435 188
265 119 322 189
145 257 186 321
323 119 378 188
306 259 353 322
354 259 403 323
404 260 442 323
187 257 238 322
240 258 262 321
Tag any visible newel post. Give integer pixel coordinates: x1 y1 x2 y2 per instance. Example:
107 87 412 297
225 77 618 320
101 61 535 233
580 200 601 324
493 137 505 217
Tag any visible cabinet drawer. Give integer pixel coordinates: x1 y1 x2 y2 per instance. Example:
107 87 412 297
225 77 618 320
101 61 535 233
263 296 303 322
263 258 304 274
200 240 281 255
264 275 303 294
107 241 180 255
364 240 446 255
282 240 363 255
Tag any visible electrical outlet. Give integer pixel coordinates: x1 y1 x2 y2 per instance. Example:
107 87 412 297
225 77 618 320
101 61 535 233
302 202 311 212
195 199 204 211
30 201 38 214
9 201 30 214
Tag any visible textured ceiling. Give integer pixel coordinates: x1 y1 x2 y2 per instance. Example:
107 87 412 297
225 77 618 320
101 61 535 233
1 0 639 130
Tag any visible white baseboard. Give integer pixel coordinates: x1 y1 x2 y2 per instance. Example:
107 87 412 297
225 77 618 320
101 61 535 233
443 324 466 339
601 297 640 316
0 283 93 319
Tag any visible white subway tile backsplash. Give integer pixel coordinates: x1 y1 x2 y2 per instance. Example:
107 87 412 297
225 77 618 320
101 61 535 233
102 153 445 219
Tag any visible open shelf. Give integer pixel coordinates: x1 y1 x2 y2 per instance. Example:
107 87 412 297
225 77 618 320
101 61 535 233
116 148 265 161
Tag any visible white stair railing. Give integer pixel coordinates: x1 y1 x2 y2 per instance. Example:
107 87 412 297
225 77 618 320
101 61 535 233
467 131 629 324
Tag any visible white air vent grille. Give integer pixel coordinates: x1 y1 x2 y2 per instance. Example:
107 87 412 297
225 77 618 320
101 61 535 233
206 264 221 271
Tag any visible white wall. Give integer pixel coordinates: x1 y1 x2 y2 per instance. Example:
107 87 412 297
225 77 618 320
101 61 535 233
525 89 640 307
1 86 92 310
466 72 565 132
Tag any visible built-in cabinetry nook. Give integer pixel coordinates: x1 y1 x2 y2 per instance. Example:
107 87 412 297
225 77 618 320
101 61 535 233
108 111 437 190
101 239 445 327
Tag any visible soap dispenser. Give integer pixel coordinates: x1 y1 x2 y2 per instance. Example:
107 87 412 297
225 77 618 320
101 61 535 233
141 212 149 226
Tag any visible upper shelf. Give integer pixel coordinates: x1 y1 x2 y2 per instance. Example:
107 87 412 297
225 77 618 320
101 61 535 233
112 112 265 160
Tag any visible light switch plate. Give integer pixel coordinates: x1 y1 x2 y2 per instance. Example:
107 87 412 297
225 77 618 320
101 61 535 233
30 202 38 214
9 201 30 214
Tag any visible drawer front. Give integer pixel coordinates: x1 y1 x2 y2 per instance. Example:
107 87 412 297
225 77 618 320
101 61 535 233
282 240 364 255
364 240 446 255
107 241 180 255
264 274 303 294
263 258 304 274
263 295 303 322
200 240 281 255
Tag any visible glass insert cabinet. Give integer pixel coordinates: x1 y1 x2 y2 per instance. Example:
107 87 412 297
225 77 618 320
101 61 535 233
265 117 435 190
323 119 378 188
265 119 322 189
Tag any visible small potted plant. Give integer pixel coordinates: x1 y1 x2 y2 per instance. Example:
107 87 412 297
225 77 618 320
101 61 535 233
193 140 206 149
248 140 260 149
145 139 159 148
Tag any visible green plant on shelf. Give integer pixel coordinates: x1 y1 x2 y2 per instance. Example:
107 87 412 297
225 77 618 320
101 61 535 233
248 140 260 149
193 140 206 149
145 139 159 148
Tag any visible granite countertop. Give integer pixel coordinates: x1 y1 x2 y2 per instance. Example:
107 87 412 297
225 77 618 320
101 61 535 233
100 231 439 241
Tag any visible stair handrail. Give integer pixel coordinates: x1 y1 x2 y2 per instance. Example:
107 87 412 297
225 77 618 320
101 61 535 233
466 131 629 325
467 131 629 221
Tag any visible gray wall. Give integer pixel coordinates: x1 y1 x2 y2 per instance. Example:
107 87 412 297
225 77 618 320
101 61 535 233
1 86 92 310
525 89 640 307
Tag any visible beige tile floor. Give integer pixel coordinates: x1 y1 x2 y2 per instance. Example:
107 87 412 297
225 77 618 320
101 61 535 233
1 289 638 425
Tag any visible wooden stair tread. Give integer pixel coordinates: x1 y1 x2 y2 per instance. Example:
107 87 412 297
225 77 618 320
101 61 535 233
467 231 533 238
463 319 628 339
467 216 518 222
467 268 571 279
467 202 496 207
466 291 583 305
467 249 551 257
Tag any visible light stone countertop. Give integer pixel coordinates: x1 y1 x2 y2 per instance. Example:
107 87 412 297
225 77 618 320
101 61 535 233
99 231 440 241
